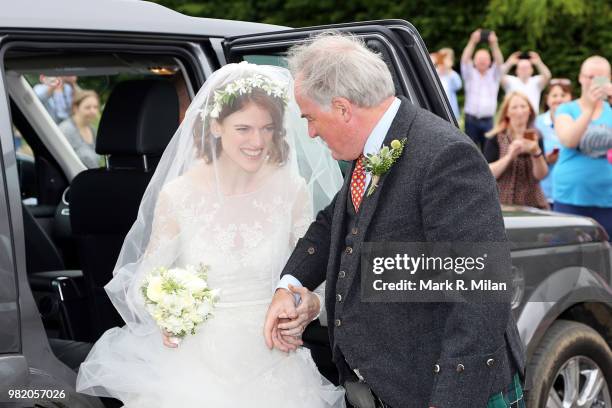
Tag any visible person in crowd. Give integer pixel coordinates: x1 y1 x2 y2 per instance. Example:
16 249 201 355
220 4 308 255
484 91 549 209
59 90 101 169
501 51 552 113
34 75 81 124
461 28 504 149
535 79 573 204
554 56 612 236
433 47 462 120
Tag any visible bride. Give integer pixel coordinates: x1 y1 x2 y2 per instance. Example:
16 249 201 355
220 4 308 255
76 62 346 407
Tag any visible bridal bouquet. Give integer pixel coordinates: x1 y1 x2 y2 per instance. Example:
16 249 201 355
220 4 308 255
141 264 219 339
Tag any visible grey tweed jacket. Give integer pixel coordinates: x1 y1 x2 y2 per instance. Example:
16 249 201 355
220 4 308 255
281 97 525 408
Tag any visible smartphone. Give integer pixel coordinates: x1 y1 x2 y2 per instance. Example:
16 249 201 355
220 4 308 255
524 129 538 141
552 147 560 154
593 76 610 100
479 30 490 44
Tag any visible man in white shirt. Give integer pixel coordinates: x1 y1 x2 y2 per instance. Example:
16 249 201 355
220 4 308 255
501 52 552 113
460 29 505 150
263 32 525 408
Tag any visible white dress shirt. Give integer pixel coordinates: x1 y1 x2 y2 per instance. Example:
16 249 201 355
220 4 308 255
276 97 402 310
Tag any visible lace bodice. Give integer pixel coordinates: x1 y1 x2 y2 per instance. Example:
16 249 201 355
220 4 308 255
146 163 313 304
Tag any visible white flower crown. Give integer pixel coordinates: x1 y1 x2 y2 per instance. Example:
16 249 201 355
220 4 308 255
206 73 289 119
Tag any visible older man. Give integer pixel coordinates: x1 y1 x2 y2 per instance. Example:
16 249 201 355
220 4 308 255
264 32 525 408
461 29 505 150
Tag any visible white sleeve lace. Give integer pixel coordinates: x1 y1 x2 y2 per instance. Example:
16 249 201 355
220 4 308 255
144 189 180 257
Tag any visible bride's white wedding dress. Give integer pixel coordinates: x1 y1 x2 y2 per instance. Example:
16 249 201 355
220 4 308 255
76 163 345 407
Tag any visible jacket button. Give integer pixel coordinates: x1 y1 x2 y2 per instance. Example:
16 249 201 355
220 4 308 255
307 247 316 255
487 358 495 367
345 246 353 254
456 363 465 372
334 319 342 327
336 294 343 302
351 227 359 235
338 270 346 278
433 364 440 373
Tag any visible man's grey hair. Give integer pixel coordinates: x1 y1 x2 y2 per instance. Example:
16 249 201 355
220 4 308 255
287 31 395 108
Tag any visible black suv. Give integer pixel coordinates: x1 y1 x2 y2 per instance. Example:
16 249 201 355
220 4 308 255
0 2 610 407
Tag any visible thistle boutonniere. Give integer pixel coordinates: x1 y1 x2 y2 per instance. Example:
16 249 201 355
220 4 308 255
363 138 407 196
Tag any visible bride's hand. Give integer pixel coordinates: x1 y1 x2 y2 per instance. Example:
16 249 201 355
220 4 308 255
161 329 179 348
264 288 299 352
277 285 320 341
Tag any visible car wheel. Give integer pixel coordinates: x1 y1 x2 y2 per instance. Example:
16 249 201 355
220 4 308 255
527 320 612 408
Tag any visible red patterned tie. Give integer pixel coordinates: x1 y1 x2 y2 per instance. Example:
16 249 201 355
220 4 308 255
350 154 366 212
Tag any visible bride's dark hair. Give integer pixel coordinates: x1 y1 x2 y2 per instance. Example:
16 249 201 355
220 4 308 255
194 88 289 165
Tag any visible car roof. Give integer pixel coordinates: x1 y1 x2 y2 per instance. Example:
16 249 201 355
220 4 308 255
1 0 287 38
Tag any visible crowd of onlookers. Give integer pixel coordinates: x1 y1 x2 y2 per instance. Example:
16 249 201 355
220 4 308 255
432 29 612 238
32 75 101 168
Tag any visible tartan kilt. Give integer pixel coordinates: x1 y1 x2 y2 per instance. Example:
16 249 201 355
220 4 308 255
487 373 526 408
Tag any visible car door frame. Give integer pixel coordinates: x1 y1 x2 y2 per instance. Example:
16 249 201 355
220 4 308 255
0 34 29 402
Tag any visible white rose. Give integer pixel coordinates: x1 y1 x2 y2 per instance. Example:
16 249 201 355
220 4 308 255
146 277 164 303
186 276 207 292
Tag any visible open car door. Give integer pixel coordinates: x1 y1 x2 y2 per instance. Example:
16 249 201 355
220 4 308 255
223 20 456 384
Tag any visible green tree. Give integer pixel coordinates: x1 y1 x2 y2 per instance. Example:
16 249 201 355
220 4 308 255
151 0 611 97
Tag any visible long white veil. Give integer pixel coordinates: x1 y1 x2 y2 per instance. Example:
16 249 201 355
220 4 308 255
104 62 343 336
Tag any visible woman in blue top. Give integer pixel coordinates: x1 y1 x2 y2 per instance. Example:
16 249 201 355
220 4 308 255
535 79 573 203
554 56 612 237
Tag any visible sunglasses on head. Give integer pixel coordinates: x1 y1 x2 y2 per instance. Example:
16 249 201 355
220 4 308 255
550 78 571 86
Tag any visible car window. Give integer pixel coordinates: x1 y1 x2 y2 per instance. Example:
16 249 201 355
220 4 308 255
6 53 193 208
243 54 288 68
24 72 156 170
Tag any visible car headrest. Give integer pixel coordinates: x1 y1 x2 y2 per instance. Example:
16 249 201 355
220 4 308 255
95 79 179 156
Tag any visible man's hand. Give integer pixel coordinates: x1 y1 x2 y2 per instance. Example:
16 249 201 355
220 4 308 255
264 288 298 352
469 29 481 45
488 31 499 46
277 284 321 339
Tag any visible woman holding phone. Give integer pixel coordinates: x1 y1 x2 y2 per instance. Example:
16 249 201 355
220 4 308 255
535 79 573 204
484 91 549 209
554 55 612 237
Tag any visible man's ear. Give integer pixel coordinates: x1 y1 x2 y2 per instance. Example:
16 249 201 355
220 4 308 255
331 97 352 123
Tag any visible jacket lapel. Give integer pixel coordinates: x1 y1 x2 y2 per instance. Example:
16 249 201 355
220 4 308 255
356 97 417 238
